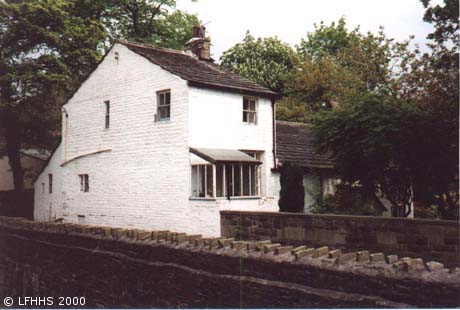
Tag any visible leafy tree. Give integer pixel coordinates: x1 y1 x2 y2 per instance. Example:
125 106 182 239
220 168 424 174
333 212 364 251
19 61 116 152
102 0 200 49
288 18 418 113
311 94 428 217
0 0 106 191
0 0 199 193
220 32 297 94
297 17 361 59
421 0 459 45
406 0 459 219
278 163 305 213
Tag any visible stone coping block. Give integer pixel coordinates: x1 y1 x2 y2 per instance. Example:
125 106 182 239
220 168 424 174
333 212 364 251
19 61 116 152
275 246 293 255
357 251 370 262
386 255 399 264
263 243 281 253
231 241 247 250
337 252 357 265
370 253 385 263
426 261 444 272
328 249 342 259
218 238 235 248
313 246 329 258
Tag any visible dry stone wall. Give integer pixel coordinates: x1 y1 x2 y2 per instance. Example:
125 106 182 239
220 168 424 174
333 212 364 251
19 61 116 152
0 216 459 308
221 210 460 267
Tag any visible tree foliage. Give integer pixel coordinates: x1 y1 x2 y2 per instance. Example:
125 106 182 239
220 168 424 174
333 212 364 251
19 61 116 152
0 0 199 192
0 0 107 191
102 0 200 49
220 32 297 93
288 18 419 112
311 94 428 217
278 163 305 213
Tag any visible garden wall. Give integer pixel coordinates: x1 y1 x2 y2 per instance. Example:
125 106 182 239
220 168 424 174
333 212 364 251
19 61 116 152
1 217 459 308
221 211 460 267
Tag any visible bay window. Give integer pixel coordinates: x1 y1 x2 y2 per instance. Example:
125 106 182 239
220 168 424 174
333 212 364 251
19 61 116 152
190 148 262 199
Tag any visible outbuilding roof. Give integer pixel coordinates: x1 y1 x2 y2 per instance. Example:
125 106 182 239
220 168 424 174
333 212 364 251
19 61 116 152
190 148 262 165
119 40 278 99
276 121 334 169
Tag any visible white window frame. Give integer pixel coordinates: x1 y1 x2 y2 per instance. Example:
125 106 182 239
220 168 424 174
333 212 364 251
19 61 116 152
79 174 89 192
191 164 214 198
243 97 258 125
104 100 110 129
157 90 171 121
48 173 53 194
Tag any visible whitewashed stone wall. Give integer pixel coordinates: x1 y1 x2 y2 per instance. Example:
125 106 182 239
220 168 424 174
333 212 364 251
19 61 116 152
35 43 194 233
188 87 278 236
34 144 63 221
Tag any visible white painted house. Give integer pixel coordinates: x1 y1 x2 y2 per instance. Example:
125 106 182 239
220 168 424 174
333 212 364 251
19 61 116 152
34 27 336 237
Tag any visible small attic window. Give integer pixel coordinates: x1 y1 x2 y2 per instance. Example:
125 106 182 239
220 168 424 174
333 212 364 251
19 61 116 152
114 51 119 61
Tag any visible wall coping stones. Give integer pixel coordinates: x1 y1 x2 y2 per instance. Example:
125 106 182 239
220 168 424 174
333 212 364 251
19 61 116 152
313 246 329 258
386 254 399 264
220 210 460 227
357 251 370 262
0 216 459 286
370 253 385 263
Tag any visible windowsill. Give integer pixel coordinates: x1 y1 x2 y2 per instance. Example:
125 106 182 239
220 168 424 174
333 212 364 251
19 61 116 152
189 196 261 201
189 197 216 201
221 196 261 200
242 122 257 126
156 118 170 123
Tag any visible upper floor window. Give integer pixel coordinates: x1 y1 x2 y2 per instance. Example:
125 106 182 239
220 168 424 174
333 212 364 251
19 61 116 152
243 97 257 124
48 174 53 194
104 100 110 129
157 90 171 121
79 174 89 192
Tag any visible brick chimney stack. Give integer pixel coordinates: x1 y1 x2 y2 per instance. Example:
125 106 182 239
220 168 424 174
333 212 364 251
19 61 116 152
185 25 213 62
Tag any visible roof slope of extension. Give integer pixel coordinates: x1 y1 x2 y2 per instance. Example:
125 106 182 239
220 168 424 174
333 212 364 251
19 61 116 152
119 40 278 99
276 121 334 169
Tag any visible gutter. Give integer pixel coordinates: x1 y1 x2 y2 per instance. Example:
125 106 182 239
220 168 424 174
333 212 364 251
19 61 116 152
271 98 277 170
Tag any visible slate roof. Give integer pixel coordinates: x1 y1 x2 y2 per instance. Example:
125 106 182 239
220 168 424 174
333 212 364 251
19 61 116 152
119 40 278 98
276 121 334 169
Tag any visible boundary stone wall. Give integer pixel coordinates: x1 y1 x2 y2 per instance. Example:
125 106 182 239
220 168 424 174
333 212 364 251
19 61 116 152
0 217 459 308
220 211 460 267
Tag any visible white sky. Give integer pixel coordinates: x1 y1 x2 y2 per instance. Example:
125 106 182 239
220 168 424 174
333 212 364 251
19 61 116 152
177 0 440 61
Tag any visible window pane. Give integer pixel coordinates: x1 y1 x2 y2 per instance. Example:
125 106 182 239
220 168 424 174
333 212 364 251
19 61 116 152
165 106 170 118
243 98 249 110
159 93 165 106
85 175 89 192
159 106 170 120
248 112 255 124
251 166 257 196
191 166 198 197
216 165 224 197
165 92 171 105
199 165 205 197
234 164 241 196
249 100 256 111
242 165 250 196
225 165 233 196
206 165 213 197
243 111 248 122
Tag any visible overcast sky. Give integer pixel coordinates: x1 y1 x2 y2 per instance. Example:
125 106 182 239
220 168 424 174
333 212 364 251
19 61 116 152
177 0 440 61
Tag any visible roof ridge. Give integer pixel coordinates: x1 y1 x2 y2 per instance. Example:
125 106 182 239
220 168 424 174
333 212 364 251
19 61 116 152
116 39 193 58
